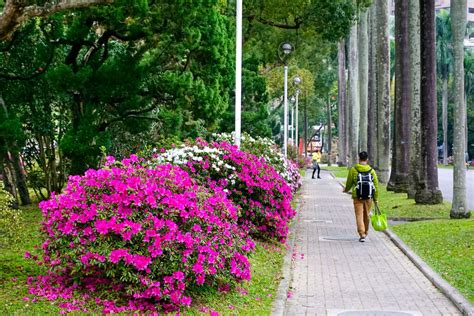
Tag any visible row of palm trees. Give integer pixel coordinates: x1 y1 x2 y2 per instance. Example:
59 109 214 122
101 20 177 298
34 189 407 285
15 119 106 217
338 0 470 218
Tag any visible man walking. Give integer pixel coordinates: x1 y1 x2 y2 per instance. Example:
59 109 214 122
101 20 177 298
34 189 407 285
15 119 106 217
343 151 379 242
312 149 321 179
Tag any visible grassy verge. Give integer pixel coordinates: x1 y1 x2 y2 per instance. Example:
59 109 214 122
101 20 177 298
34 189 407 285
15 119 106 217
322 166 349 179
0 205 285 315
377 186 451 220
392 219 474 303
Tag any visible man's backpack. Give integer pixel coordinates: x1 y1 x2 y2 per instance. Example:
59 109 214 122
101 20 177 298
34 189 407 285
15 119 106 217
356 168 375 200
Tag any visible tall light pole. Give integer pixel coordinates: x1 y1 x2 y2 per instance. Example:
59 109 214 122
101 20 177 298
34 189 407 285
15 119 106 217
235 0 243 148
293 75 301 153
278 42 293 156
290 95 295 146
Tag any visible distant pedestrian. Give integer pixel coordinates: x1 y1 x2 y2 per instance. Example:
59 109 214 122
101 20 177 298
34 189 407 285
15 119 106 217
312 149 321 179
343 151 379 242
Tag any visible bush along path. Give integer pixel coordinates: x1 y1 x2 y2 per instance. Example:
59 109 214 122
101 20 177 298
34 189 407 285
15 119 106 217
21 137 301 314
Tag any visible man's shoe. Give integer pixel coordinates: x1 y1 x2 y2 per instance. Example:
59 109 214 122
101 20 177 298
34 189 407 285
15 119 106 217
317 176 321 179
312 177 315 179
359 237 365 242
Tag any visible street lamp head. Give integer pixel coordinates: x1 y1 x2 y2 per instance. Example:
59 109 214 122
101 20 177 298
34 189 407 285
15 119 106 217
293 75 301 85
290 95 296 103
281 42 293 55
296 88 301 95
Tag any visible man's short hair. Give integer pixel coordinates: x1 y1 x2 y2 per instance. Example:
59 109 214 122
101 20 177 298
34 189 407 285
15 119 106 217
359 151 369 161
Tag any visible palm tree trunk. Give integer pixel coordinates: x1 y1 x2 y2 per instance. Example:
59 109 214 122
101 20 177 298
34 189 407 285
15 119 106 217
338 40 347 166
442 67 449 165
327 95 333 166
407 0 421 199
450 0 469 218
359 10 369 153
415 0 443 204
349 20 360 166
368 4 378 168
388 0 411 193
376 0 391 183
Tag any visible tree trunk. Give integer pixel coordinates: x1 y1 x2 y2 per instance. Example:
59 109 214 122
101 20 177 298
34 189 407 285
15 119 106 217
407 0 421 199
338 40 347 166
1 153 19 208
368 4 378 168
304 91 308 157
388 0 411 193
415 0 443 204
11 152 31 205
327 95 333 166
450 0 470 218
376 0 391 183
442 66 449 165
359 10 369 153
349 21 360 166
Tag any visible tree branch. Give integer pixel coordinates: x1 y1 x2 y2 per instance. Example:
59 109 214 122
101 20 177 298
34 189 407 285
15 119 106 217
0 0 112 41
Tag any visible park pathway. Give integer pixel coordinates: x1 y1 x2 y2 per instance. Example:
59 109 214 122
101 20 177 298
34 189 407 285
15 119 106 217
280 170 461 316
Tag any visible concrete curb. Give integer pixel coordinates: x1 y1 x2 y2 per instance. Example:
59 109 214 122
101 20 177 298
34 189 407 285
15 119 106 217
331 172 474 316
383 229 474 316
270 189 304 316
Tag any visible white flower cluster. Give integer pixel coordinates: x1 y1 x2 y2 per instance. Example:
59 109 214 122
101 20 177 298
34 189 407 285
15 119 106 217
151 144 237 175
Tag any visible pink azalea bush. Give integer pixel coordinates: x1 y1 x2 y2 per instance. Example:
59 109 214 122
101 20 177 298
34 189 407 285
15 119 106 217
29 157 254 313
151 139 296 242
213 132 302 192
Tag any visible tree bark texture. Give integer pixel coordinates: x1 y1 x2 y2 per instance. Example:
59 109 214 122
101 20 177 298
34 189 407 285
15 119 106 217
338 40 347 166
359 10 369 153
349 22 360 166
441 66 449 165
415 0 443 204
376 0 391 183
0 0 111 41
450 0 470 218
327 95 333 166
388 0 411 193
407 0 421 199
368 4 378 168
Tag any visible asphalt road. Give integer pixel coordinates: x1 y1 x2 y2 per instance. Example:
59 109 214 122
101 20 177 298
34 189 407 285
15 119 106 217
437 168 474 211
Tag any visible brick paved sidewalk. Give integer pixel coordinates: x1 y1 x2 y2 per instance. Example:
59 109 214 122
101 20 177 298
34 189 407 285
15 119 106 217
281 170 461 316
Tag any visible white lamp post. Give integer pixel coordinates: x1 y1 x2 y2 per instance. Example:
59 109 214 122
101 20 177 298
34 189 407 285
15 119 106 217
278 42 293 156
235 0 243 148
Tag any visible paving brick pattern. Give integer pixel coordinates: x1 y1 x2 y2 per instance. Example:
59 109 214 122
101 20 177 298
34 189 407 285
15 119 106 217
282 171 461 316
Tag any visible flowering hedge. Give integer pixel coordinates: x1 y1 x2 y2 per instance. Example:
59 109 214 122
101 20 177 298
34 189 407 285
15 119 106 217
213 133 302 192
30 158 254 314
151 139 296 242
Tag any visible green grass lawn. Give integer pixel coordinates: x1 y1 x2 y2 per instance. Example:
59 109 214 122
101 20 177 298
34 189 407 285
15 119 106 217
392 219 474 303
377 186 451 220
322 166 349 179
0 205 285 315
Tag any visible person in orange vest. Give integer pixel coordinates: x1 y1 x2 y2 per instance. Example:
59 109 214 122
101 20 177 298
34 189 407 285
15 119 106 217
311 149 321 179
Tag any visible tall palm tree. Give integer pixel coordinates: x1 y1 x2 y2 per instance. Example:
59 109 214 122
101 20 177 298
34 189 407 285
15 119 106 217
436 10 452 166
359 10 369 153
407 0 421 199
348 19 360 166
415 0 443 204
388 0 411 193
368 4 378 167
450 0 470 218
337 40 347 166
376 0 391 183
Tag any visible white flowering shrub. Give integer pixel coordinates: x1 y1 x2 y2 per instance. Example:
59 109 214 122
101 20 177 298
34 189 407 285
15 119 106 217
213 133 302 192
